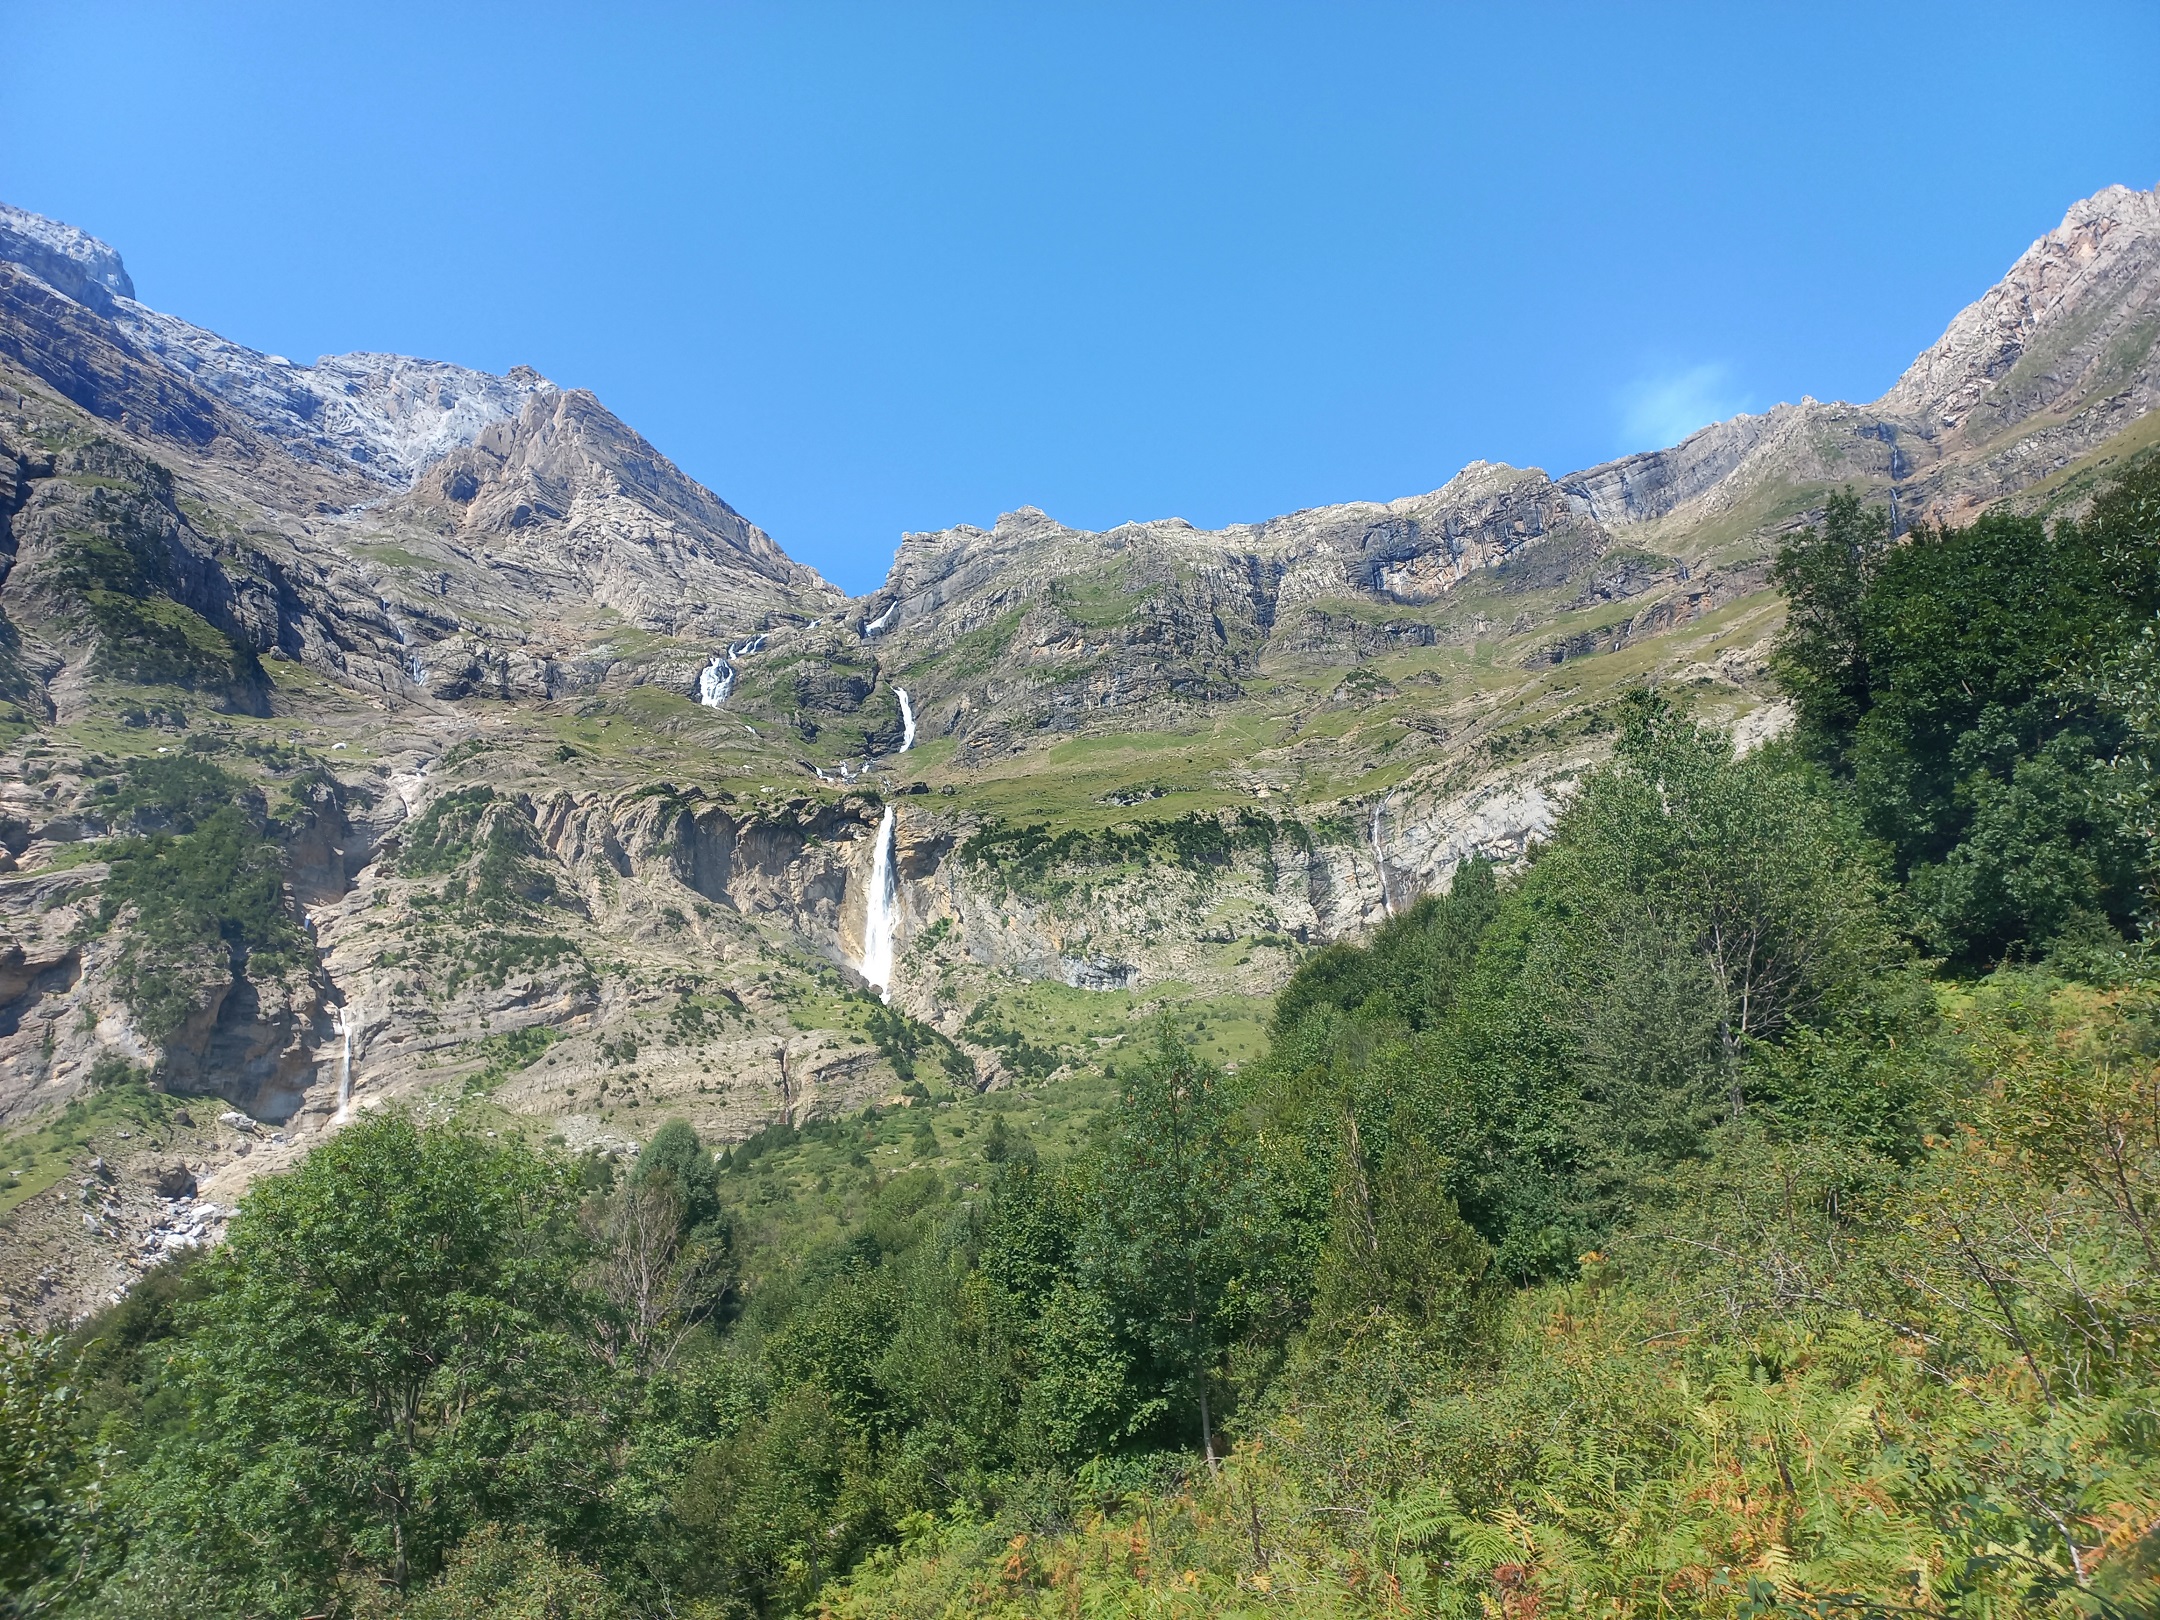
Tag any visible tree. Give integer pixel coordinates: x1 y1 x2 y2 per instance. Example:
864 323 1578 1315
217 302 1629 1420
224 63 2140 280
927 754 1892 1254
1771 488 1891 760
399 1525 620 1620
1308 1115 1492 1355
104 1113 612 1613
1084 1025 1277 1468
1542 695 1900 1120
594 1121 733 1363
0 1334 89 1616
1770 465 2160 959
1269 859 1499 1036
631 1119 720 1235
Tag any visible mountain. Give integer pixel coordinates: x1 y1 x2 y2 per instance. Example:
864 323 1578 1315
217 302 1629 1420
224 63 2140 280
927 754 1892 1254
1 184 2156 1328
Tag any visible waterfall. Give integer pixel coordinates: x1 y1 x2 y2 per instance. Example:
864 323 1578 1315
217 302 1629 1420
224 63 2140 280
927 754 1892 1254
385 604 426 686
1369 797 1393 918
863 601 898 637
856 805 899 1002
333 1007 356 1120
698 635 765 707
896 687 916 752
697 655 735 707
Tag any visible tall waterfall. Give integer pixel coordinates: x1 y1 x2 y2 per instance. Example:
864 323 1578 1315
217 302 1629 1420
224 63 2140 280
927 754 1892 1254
385 605 426 685
1369 797 1393 917
698 656 735 707
333 1007 356 1120
857 806 899 1002
895 687 916 752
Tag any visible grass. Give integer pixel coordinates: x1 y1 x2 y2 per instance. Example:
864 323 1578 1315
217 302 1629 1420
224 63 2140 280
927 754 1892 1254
347 542 446 572
1 1083 195 1219
1049 557 1148 629
454 1026 562 1096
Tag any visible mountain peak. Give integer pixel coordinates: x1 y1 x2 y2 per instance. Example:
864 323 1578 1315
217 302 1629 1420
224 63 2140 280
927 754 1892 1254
0 201 135 312
1878 181 2160 429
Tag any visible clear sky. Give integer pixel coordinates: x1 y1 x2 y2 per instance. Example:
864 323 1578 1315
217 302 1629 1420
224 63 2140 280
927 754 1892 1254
4 3 2156 594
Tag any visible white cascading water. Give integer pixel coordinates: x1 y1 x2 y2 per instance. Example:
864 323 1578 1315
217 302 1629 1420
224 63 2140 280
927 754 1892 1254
863 601 898 637
1369 797 1393 917
698 656 734 707
856 805 899 1002
895 687 916 752
385 606 427 686
333 1007 356 1120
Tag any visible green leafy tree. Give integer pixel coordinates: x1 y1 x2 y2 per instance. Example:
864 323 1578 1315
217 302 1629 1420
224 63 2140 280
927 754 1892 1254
591 1121 735 1363
399 1525 620 1620
671 1382 875 1615
1541 695 1901 1120
1771 462 2160 959
1771 488 1892 759
1269 860 1499 1036
1308 1115 1492 1354
631 1120 720 1235
102 1113 612 1614
1772 471 2160 958
0 1334 90 1616
1084 1025 1279 1467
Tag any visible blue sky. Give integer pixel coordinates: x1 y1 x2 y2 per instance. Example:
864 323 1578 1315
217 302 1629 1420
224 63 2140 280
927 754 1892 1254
3 3 2155 594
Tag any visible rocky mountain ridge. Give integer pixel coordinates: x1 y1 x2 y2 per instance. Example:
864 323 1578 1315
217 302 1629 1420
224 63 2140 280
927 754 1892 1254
863 184 2160 762
1 183 2156 1327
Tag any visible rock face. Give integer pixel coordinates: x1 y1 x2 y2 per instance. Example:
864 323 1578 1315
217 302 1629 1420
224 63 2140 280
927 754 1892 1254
0 203 134 313
1564 185 2160 542
1881 185 2160 435
2 183 2159 1328
0 206 843 666
856 461 1613 757
398 385 828 636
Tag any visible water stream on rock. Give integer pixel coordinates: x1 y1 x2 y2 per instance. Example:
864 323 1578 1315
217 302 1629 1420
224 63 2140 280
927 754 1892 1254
857 806 899 1002
896 687 916 752
333 1007 355 1121
1369 797 1393 917
698 656 734 707
698 635 765 708
384 603 427 686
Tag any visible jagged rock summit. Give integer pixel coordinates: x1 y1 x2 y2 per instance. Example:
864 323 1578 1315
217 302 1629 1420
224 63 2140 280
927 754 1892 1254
0 200 841 673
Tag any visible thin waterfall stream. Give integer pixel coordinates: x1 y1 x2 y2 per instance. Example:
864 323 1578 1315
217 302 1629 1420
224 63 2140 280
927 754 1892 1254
895 687 916 752
1369 797 1393 917
333 1006 355 1120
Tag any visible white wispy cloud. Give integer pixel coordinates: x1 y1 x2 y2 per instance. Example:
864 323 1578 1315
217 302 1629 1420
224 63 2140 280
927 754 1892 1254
1614 363 1750 455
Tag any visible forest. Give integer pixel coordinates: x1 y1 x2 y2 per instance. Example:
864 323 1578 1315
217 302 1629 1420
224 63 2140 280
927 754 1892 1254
6 459 2160 1619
